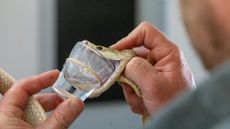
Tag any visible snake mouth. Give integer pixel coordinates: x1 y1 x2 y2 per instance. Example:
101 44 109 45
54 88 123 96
63 41 115 91
52 40 125 100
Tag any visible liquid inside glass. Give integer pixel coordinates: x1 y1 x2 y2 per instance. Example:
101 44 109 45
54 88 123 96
52 41 114 101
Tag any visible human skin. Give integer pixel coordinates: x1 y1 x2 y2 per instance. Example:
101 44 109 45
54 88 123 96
209 0 230 37
180 0 230 70
0 70 84 129
112 22 195 115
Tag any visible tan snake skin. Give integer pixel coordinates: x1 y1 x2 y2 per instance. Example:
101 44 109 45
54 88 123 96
0 41 148 127
0 68 47 128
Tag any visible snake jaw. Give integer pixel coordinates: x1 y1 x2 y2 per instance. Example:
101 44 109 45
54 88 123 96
81 40 140 98
82 40 135 61
0 40 144 127
53 40 141 99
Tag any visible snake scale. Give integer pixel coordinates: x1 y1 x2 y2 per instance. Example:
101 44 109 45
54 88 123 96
0 41 148 127
0 68 47 127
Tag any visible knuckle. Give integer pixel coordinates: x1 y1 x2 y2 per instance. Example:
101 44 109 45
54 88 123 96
170 44 182 59
13 80 21 86
13 79 26 89
16 79 26 85
17 78 33 86
126 57 153 75
140 21 152 28
126 57 146 72
54 111 69 128
126 57 156 84
172 43 180 53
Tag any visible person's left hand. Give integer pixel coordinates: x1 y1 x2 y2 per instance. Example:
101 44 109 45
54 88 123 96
0 70 84 129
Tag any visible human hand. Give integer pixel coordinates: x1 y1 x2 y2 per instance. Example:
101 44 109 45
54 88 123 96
0 70 84 129
112 22 195 116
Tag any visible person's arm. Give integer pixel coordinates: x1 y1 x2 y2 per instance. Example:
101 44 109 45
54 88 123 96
112 22 195 116
0 70 84 129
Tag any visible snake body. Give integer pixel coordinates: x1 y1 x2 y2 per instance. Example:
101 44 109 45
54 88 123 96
0 68 46 128
80 41 141 98
0 41 147 127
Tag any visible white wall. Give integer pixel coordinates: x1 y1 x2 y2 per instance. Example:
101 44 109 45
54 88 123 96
135 0 164 30
0 0 40 79
0 0 56 79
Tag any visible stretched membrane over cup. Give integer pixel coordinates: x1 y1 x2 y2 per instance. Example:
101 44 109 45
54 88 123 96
52 41 114 101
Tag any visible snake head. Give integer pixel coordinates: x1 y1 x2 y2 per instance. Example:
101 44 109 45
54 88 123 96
53 40 139 100
82 40 135 61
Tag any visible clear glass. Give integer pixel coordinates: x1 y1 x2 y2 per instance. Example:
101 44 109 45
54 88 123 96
52 41 114 101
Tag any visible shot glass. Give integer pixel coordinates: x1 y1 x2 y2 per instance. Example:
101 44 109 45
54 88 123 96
52 41 114 101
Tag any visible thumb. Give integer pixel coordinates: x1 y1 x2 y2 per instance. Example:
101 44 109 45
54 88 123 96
38 97 84 129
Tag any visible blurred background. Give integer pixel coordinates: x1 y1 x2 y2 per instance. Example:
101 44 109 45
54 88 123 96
0 0 209 128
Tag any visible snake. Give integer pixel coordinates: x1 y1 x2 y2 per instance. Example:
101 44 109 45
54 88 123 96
0 40 149 127
0 68 47 128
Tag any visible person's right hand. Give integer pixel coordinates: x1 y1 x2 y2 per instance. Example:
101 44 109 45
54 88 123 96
112 22 195 116
0 70 84 129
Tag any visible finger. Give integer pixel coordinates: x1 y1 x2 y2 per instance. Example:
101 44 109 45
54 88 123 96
1 70 59 110
111 22 176 63
38 97 84 129
131 106 145 115
132 46 157 65
146 52 157 65
132 46 150 58
17 70 60 95
122 85 142 106
121 85 145 114
35 93 63 112
124 57 157 94
111 22 168 50
121 83 135 95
